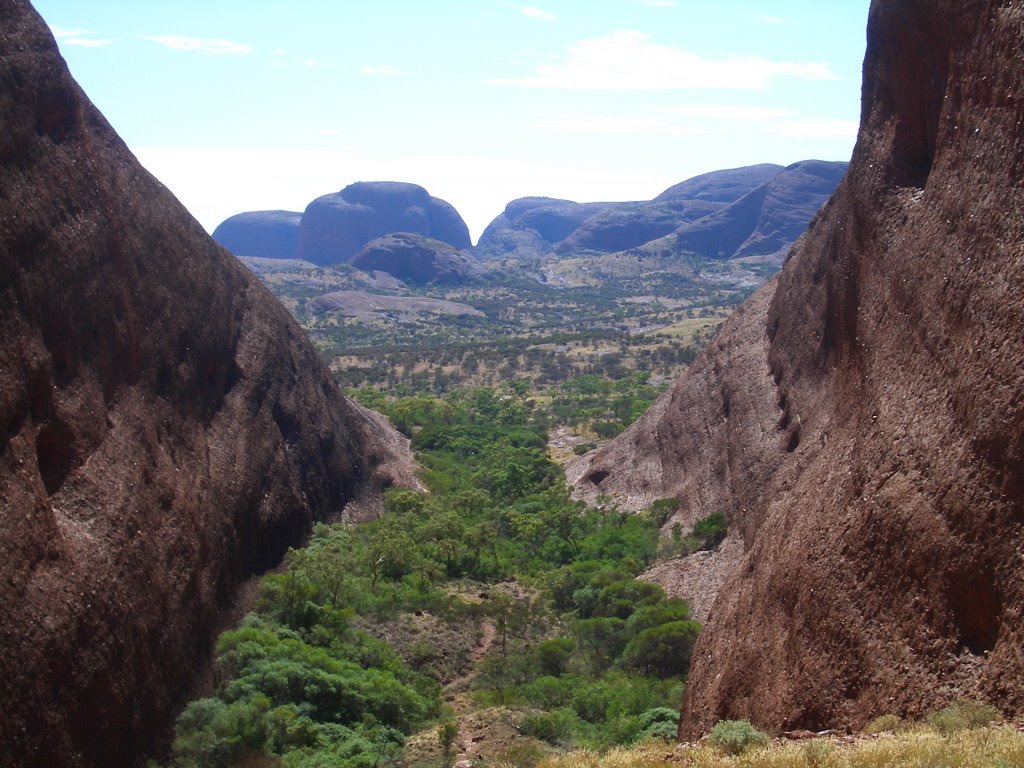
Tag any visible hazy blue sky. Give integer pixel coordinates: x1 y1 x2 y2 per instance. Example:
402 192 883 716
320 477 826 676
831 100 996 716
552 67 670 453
35 1 870 243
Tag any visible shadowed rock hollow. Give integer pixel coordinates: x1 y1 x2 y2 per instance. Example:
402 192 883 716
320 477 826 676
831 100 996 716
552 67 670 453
572 0 1024 735
0 3 417 766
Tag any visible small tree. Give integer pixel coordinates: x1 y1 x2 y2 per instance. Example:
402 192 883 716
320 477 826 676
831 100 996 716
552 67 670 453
535 638 575 677
620 620 701 677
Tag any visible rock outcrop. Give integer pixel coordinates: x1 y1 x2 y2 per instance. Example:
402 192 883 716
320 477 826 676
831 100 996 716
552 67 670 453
350 232 487 286
572 0 1024 735
212 210 302 260
295 181 471 266
0 4 417 766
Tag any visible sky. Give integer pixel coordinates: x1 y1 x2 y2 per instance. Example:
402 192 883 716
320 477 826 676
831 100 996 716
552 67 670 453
35 0 871 244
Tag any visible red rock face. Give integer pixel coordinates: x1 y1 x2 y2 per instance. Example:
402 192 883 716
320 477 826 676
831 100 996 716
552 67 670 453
573 0 1024 734
0 3 416 765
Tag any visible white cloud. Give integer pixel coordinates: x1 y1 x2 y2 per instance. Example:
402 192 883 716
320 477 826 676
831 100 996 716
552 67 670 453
141 35 252 55
526 106 855 142
491 30 838 91
50 26 116 47
358 65 404 76
519 6 556 20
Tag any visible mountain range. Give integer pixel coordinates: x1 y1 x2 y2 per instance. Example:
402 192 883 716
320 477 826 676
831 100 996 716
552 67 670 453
213 161 847 288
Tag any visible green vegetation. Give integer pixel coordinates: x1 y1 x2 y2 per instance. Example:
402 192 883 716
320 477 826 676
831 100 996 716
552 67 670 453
927 699 1000 734
165 386 699 767
707 719 769 755
246 257 746 394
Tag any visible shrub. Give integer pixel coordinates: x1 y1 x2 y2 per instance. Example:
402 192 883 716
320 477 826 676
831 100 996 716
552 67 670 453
801 739 836 768
636 707 679 730
646 498 680 527
636 707 679 742
707 719 768 755
692 512 727 550
864 713 902 734
521 675 575 709
928 699 1000 734
519 707 578 745
639 720 677 741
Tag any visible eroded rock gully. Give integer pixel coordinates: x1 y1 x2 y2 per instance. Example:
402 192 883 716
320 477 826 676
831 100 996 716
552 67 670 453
0 2 416 765
571 0 1024 736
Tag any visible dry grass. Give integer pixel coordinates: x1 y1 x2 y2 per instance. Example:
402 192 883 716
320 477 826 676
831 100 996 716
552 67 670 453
536 726 1024 768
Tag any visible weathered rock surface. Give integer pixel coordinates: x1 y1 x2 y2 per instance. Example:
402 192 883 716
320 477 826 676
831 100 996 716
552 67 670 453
212 210 302 260
0 4 417 766
296 181 471 266
350 232 487 286
572 0 1024 736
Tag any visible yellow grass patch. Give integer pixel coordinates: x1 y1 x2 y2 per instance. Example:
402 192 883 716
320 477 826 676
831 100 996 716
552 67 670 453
537 726 1024 768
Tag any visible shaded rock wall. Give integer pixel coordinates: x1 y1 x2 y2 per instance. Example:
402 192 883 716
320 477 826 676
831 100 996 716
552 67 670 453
0 3 417 765
572 0 1024 735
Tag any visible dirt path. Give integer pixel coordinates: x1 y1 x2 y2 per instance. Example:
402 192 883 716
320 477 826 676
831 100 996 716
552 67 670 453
443 619 496 715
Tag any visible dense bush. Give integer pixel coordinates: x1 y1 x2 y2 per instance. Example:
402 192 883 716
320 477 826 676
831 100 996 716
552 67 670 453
169 384 702 764
707 719 769 755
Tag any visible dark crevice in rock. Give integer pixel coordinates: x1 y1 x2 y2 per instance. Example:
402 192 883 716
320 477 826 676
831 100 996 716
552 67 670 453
35 417 75 495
